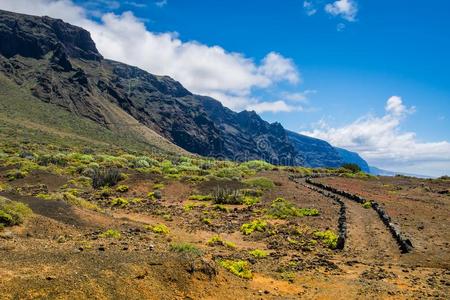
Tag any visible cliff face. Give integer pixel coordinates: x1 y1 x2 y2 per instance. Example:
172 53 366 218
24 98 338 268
0 9 370 169
0 9 301 164
286 131 344 168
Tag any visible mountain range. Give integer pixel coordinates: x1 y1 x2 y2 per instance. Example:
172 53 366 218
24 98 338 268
0 9 370 170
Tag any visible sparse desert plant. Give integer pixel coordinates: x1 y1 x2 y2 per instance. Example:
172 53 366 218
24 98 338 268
240 219 267 235
242 195 260 206
146 223 170 235
248 249 268 258
92 168 122 188
189 194 213 201
116 185 129 193
213 204 229 212
214 167 243 179
63 192 101 212
201 217 213 225
110 197 129 208
362 201 372 209
153 183 165 190
6 169 28 181
218 259 252 279
280 271 296 282
99 229 121 239
314 230 338 249
240 189 263 197
213 187 242 204
243 177 274 190
239 160 274 171
267 198 319 219
207 235 236 248
37 153 68 166
170 242 202 256
0 196 32 226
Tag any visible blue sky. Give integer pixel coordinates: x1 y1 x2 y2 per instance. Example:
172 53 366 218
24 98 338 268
2 0 450 176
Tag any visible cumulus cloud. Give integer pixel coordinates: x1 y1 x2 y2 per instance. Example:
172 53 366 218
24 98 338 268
385 96 415 116
301 97 450 176
325 0 358 22
247 100 299 114
0 0 301 113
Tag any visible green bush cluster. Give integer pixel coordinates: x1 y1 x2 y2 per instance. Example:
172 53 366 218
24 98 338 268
207 235 236 248
248 249 268 258
243 177 274 190
267 198 319 219
145 223 170 235
170 242 202 256
314 230 338 249
240 219 267 235
218 260 252 279
0 197 32 226
99 229 121 239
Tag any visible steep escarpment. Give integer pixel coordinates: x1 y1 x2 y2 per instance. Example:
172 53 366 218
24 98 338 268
0 9 303 164
0 9 369 168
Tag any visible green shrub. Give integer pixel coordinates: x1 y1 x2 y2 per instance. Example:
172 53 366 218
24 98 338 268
6 169 28 181
189 194 213 201
153 183 165 190
37 153 68 166
214 167 243 179
240 219 267 235
362 201 372 209
146 223 170 235
170 242 202 256
267 198 319 219
314 230 338 249
0 197 32 226
207 235 236 248
213 204 229 212
92 168 122 188
110 197 129 208
280 271 296 282
218 260 252 279
63 193 101 211
116 185 129 193
201 217 213 225
239 160 274 171
240 189 263 197
244 177 274 190
248 249 268 258
99 229 121 239
242 196 260 206
213 188 242 205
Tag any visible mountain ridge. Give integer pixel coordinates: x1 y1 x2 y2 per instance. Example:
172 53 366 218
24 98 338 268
0 9 369 169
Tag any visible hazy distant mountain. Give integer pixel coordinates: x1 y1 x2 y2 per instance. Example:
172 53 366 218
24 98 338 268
369 166 432 179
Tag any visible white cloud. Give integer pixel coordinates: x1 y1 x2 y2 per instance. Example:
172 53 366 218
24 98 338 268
247 100 299 114
301 97 450 177
385 95 415 116
303 1 317 16
0 0 301 113
325 0 358 22
283 90 317 102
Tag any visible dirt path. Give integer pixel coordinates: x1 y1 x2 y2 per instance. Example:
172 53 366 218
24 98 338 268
343 199 401 263
296 178 401 264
